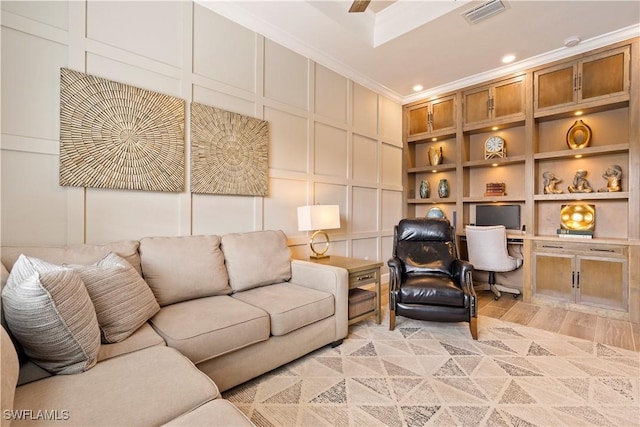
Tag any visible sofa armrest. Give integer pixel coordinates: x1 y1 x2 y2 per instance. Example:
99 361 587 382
290 260 349 341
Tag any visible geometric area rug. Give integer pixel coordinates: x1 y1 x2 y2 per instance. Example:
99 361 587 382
223 314 639 426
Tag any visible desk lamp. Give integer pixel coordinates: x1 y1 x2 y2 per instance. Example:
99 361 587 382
297 205 340 259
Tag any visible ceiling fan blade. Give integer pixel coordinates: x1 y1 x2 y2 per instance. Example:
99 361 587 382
349 0 371 13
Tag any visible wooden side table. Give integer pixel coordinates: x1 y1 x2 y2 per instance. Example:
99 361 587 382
305 255 383 325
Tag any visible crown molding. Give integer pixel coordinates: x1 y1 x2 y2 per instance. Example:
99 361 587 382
403 24 640 104
196 1 404 103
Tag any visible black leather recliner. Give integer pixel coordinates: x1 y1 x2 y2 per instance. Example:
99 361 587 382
387 217 477 339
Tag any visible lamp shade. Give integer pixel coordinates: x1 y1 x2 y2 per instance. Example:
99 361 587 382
297 205 340 231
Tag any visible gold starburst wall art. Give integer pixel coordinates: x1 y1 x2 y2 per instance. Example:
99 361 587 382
59 68 185 192
190 103 269 196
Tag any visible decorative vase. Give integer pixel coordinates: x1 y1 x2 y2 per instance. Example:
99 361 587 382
566 119 591 149
428 146 443 166
438 178 449 198
419 180 430 198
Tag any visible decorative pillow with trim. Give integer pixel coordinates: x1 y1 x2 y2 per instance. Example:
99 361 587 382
1 255 100 374
68 252 160 343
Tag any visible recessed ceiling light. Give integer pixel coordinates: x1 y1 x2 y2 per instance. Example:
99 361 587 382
412 84 424 92
502 54 516 64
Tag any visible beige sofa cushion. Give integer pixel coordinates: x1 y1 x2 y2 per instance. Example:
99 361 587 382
163 399 254 426
1 326 19 427
222 230 291 292
2 255 100 375
139 235 230 306
233 283 335 336
69 253 160 343
12 346 218 427
0 240 141 275
150 296 270 364
98 322 165 362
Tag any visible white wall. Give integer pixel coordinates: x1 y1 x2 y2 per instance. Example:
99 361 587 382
0 1 403 268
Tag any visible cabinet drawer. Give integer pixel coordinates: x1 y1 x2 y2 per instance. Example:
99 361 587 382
349 268 378 287
533 241 627 257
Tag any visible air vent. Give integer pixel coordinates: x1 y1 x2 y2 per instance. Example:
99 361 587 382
462 0 507 25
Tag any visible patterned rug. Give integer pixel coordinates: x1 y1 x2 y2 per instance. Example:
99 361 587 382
223 313 639 426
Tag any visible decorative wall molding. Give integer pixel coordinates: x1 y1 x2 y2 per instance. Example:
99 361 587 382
59 68 185 192
190 103 269 196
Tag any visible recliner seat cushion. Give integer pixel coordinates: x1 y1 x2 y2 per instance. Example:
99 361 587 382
149 296 270 364
398 274 465 307
232 282 334 336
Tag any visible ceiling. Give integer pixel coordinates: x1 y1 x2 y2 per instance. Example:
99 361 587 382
199 1 640 104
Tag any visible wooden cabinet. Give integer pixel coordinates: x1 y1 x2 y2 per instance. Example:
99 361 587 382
463 75 525 128
534 46 630 115
532 240 628 313
402 38 639 323
407 95 456 139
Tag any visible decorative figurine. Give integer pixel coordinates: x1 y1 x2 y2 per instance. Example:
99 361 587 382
568 169 594 193
428 146 443 166
543 171 563 194
419 180 430 198
598 164 622 192
438 178 450 198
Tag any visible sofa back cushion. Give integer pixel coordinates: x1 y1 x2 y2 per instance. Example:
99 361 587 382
0 240 142 276
221 230 291 292
139 235 230 306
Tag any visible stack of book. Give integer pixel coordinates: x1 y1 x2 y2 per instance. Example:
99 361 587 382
484 182 505 196
557 228 593 239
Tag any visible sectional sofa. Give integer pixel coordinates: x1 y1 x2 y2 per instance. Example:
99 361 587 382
1 230 349 426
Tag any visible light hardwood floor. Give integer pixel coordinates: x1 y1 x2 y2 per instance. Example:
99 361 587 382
476 290 640 352
379 283 640 352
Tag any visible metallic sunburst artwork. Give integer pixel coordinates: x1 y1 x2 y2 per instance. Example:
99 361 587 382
59 68 185 192
190 103 269 196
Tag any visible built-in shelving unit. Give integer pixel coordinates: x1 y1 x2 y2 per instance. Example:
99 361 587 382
402 38 640 323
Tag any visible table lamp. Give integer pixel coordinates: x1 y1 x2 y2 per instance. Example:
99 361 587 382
297 205 340 259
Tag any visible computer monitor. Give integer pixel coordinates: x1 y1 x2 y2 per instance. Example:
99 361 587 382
475 204 521 231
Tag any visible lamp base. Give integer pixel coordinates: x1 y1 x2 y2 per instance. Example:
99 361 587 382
309 230 331 259
309 254 330 260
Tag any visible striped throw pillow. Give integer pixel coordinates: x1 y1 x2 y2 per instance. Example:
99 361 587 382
2 255 100 374
69 253 160 343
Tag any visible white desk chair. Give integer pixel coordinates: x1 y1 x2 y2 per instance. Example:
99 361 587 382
465 225 522 300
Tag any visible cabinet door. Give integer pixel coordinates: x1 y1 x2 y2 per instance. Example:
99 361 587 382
463 87 490 126
431 96 456 132
577 256 627 310
408 103 429 136
493 76 525 121
579 46 630 104
534 62 577 111
533 252 574 301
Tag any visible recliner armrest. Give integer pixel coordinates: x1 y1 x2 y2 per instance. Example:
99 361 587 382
451 259 474 290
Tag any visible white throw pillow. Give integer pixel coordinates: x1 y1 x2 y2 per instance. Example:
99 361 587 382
68 252 160 343
1 255 100 374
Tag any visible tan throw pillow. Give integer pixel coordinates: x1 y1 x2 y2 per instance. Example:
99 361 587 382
1 255 100 375
221 230 292 292
69 253 160 343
